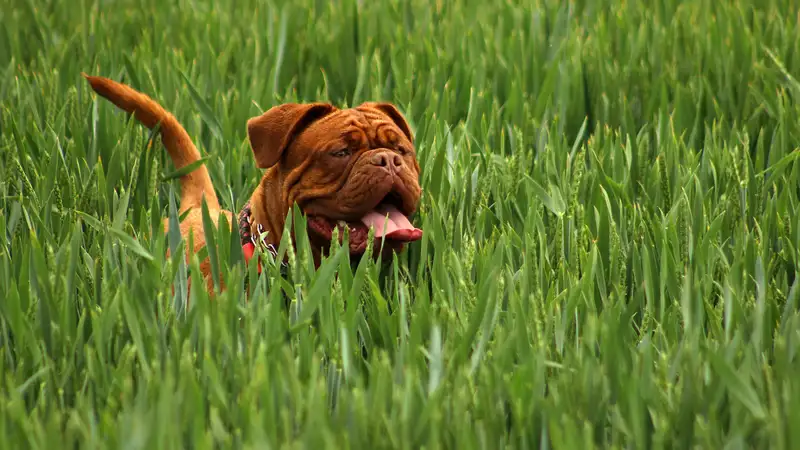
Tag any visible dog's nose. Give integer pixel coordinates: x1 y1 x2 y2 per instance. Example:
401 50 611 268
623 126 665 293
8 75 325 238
371 151 403 171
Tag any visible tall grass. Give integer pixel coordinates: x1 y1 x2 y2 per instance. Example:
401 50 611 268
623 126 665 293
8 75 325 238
2 0 800 447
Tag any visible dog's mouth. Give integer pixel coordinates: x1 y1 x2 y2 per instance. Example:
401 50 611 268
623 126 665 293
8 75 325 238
306 191 423 255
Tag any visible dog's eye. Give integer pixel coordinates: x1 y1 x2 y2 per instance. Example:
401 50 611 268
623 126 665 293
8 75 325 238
331 148 351 157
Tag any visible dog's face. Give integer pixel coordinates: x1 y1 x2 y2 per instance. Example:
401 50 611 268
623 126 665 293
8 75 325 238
247 101 423 258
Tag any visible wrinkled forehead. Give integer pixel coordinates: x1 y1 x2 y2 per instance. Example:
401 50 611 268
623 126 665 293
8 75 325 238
292 108 409 152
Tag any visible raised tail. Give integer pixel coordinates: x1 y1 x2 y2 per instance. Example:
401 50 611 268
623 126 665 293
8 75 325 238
81 73 219 211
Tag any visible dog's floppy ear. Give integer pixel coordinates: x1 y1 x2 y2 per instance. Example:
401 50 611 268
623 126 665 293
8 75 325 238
247 102 337 168
359 102 414 143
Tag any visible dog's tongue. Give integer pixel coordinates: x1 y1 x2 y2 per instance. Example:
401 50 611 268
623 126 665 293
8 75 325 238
360 204 423 241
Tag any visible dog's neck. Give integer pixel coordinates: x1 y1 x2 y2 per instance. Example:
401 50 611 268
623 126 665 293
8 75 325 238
246 169 325 267
247 169 285 250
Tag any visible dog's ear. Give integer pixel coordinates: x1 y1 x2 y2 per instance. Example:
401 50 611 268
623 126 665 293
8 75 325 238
247 103 337 168
359 102 414 143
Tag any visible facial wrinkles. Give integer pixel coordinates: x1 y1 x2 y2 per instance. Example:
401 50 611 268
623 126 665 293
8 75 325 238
315 125 369 195
282 116 363 208
292 177 348 208
361 111 396 149
330 114 409 194
286 110 417 213
373 123 401 149
283 157 314 209
284 126 362 209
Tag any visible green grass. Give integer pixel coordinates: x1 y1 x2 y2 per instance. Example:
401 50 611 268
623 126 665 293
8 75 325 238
2 0 800 447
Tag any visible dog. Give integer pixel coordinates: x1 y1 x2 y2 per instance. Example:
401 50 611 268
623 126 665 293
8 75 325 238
81 73 424 294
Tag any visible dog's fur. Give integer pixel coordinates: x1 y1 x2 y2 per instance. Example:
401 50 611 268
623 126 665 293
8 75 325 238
82 73 423 294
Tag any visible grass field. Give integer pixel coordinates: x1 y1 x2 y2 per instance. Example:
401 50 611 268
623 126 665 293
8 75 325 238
3 0 800 447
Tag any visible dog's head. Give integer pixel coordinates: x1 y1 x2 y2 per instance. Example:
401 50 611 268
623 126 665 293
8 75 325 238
247 101 423 259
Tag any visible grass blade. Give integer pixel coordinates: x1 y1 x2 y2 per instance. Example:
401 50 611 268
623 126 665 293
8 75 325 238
178 70 223 140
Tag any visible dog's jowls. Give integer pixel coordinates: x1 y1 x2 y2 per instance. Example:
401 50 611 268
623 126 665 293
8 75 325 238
81 73 423 294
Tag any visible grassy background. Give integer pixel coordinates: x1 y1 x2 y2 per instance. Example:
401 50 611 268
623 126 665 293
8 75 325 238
3 0 800 447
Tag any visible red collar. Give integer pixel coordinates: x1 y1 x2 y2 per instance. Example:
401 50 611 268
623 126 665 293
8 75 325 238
241 242 261 273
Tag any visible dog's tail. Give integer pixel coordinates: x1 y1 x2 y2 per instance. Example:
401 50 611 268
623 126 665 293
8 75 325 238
81 73 219 211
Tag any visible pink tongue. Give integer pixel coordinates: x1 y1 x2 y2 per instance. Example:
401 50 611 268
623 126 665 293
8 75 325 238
360 204 423 241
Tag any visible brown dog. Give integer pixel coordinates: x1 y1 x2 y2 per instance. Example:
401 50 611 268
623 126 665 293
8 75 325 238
82 73 423 293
